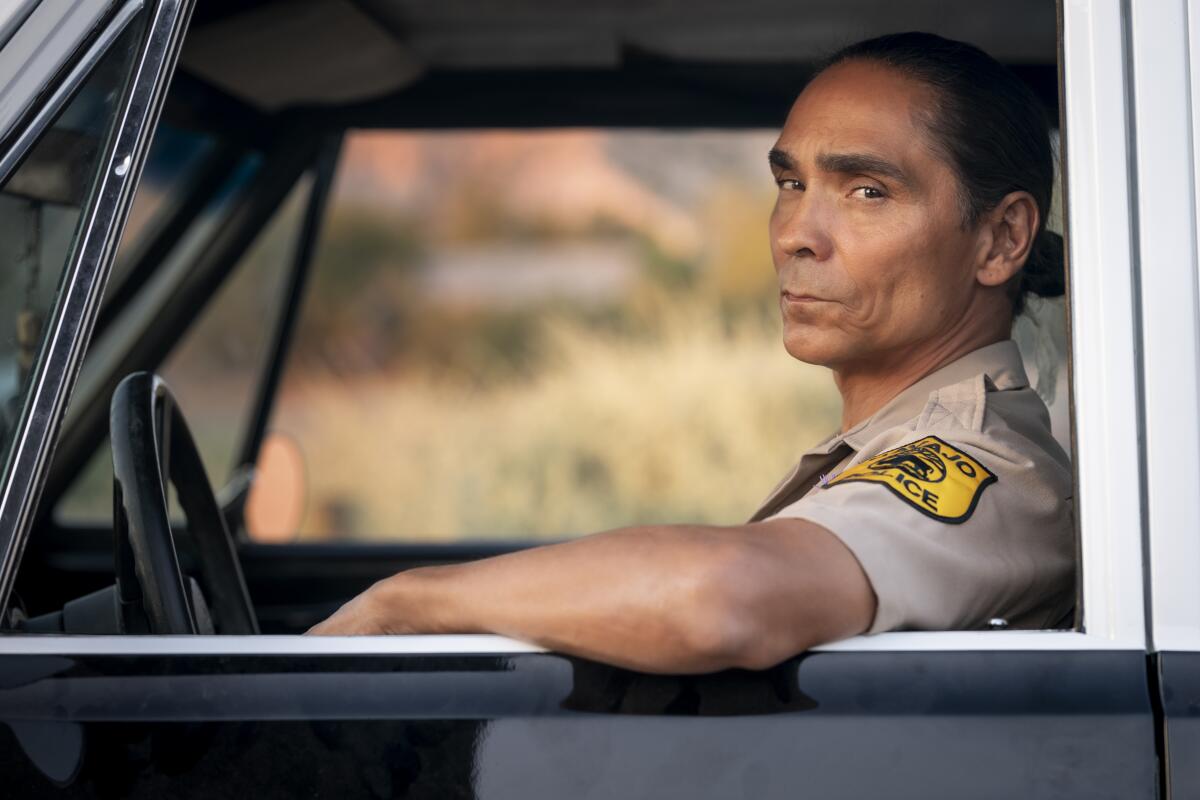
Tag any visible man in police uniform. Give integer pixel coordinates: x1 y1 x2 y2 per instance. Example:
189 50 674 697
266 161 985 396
310 34 1074 672
748 339 1071 634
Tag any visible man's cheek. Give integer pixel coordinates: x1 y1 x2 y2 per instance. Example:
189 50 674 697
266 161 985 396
836 261 882 317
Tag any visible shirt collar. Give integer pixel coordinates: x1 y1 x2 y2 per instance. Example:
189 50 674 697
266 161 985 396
815 340 1030 454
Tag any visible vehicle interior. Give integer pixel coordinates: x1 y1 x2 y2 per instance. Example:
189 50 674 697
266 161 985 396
2 0 1068 637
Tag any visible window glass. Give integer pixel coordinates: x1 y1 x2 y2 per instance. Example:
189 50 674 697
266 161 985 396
159 174 310 484
55 170 307 523
0 14 145 489
109 122 216 288
263 129 845 542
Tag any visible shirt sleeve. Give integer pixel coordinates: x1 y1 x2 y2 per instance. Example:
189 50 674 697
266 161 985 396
767 425 1074 633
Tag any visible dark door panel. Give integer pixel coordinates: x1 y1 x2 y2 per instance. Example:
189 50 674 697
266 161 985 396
1157 650 1200 798
0 649 1156 798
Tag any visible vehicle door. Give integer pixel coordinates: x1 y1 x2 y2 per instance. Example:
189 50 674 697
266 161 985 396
1136 2 1200 798
0 1 1163 798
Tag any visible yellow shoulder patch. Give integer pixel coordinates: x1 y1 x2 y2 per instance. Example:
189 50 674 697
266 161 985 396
825 435 996 524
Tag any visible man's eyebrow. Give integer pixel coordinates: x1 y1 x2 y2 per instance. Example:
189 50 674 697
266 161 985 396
767 148 795 171
816 152 911 187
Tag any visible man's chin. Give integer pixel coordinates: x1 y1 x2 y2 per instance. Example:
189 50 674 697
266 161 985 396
781 331 850 367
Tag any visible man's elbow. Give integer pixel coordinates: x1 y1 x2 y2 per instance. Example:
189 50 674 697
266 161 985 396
670 545 790 672
679 533 874 672
676 594 800 673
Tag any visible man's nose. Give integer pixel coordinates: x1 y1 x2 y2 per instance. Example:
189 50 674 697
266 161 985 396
773 195 834 262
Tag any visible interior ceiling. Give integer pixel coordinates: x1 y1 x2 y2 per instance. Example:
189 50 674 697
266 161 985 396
180 0 1058 114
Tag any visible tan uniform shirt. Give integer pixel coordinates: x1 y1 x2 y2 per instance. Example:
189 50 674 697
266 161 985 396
751 340 1074 634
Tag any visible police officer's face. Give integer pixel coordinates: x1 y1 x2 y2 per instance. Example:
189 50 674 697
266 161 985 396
768 60 987 369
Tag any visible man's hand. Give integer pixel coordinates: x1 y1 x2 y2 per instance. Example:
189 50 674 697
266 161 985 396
306 582 394 635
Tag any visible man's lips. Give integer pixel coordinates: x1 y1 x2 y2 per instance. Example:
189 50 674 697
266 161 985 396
781 290 826 304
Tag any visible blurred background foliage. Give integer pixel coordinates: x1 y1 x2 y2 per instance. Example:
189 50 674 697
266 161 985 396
58 128 848 539
261 129 844 541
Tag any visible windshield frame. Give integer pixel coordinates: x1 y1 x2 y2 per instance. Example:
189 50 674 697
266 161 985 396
0 0 194 617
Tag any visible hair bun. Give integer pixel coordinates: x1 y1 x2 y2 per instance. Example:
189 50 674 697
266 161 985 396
1021 229 1065 299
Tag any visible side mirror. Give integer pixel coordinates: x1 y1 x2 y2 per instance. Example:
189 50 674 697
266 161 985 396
244 432 307 543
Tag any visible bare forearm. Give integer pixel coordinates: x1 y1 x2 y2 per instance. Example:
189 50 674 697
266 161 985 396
372 525 751 671
314 520 874 673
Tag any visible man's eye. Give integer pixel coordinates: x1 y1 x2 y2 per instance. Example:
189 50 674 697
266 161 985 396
776 179 803 191
852 185 886 199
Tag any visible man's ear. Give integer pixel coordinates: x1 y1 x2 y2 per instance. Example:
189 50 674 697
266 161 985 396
975 191 1039 288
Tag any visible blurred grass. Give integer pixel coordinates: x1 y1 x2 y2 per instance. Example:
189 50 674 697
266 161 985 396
274 293 841 541
266 159 844 541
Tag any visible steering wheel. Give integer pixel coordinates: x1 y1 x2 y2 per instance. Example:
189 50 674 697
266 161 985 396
110 372 258 634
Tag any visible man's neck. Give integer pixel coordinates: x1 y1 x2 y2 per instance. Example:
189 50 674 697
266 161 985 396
833 330 1007 433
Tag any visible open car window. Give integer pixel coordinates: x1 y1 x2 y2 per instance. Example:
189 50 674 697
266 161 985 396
15 0 1151 655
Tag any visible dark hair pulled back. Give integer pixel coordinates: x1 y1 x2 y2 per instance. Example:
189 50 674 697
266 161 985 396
820 32 1064 317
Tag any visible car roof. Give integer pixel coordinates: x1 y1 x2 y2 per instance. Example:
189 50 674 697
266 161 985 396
175 0 1061 126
